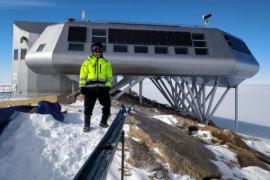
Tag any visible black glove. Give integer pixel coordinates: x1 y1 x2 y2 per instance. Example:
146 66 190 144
105 86 110 92
80 87 87 95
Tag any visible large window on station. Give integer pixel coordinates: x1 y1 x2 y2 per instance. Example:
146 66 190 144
155 47 168 54
192 33 208 55
20 49 27 60
224 35 251 55
92 29 107 52
92 29 106 36
175 47 188 55
195 48 208 55
134 46 148 53
14 49 18 60
114 45 128 53
68 26 87 42
109 28 192 46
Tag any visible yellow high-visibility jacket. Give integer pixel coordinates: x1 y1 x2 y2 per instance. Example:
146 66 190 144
79 55 113 88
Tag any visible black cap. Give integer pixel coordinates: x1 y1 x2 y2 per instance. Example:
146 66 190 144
91 42 103 51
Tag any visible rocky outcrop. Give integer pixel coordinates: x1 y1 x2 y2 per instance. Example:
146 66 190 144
116 93 270 178
126 110 220 180
126 138 162 172
200 125 270 170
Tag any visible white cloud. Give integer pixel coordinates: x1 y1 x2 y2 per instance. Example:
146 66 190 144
0 0 56 8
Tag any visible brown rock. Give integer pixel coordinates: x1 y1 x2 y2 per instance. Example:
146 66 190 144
128 111 221 180
201 125 270 171
126 138 162 172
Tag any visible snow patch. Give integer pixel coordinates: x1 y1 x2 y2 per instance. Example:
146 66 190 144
152 115 177 126
206 145 238 163
243 137 270 157
192 130 214 142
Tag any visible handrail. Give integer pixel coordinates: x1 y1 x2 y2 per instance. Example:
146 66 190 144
73 105 128 180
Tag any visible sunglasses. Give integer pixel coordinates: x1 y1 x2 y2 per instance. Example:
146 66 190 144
94 50 103 53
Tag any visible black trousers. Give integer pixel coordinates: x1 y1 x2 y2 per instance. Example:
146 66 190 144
84 87 111 116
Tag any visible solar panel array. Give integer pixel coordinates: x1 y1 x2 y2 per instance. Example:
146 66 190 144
109 28 192 46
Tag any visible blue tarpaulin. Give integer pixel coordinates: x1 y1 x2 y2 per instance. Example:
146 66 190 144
0 101 64 135
36 101 64 122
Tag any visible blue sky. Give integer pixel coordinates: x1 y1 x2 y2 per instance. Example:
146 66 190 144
0 0 269 84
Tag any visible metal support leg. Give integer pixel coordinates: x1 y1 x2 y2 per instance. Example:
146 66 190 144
121 131 125 180
205 80 218 123
235 85 238 131
209 87 231 118
139 81 143 104
202 79 206 122
151 78 175 107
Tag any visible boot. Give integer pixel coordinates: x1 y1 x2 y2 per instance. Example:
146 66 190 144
83 115 91 132
100 115 109 128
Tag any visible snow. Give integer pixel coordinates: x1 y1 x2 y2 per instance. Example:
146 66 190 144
192 130 214 143
241 166 270 180
207 145 270 179
153 147 162 156
152 115 177 126
0 102 117 180
242 135 270 157
206 145 238 164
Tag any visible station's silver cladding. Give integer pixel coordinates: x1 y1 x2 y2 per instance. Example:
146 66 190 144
12 20 259 124
23 21 259 87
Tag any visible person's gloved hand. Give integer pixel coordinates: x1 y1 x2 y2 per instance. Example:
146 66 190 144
104 86 110 92
80 87 87 95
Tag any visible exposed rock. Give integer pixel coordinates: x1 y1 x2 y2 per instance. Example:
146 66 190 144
127 110 221 180
151 169 170 180
201 125 270 171
118 92 270 177
125 138 163 172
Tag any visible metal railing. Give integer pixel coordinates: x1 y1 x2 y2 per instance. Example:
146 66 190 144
0 85 11 93
73 105 128 180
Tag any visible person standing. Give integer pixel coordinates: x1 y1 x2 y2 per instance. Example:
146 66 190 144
79 42 113 132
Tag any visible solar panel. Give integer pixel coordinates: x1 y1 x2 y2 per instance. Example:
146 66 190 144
109 28 192 46
68 26 87 42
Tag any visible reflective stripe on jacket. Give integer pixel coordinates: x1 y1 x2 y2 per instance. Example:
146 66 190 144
79 55 113 88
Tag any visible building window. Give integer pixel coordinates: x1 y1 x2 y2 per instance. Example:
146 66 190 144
134 46 148 53
195 48 208 55
92 29 107 52
192 34 205 40
37 44 46 52
114 45 128 53
14 49 18 60
193 41 207 47
21 49 27 60
92 37 106 44
224 35 251 55
68 26 87 42
175 47 188 54
92 29 106 36
155 47 168 54
68 43 84 51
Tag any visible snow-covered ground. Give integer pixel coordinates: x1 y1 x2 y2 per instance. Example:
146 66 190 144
0 101 118 180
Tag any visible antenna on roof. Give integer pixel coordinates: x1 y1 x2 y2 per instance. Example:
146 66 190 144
81 10 86 21
202 13 212 27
